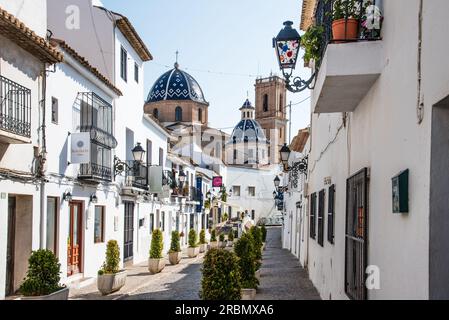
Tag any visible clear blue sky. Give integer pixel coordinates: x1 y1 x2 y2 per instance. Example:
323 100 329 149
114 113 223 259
102 0 311 139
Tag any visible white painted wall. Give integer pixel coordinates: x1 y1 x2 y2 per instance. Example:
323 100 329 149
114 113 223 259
0 0 47 38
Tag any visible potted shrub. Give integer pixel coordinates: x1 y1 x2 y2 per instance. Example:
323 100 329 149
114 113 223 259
233 230 239 244
329 0 360 42
219 233 226 248
301 24 325 67
250 226 263 262
261 225 267 251
19 250 69 300
168 231 182 265
227 230 234 247
187 229 200 258
97 240 127 296
234 234 259 300
149 229 165 274
200 249 241 300
209 229 218 249
199 229 207 253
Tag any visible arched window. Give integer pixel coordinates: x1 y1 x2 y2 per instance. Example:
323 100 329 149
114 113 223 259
263 94 269 112
153 108 159 119
279 94 283 111
175 106 183 122
198 108 202 122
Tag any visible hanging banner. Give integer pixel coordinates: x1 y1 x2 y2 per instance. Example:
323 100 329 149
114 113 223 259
196 176 203 213
212 176 223 188
149 166 163 194
70 132 91 164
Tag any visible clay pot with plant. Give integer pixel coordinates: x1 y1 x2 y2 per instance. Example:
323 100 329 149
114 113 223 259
149 229 165 274
97 240 127 296
329 0 360 42
199 229 207 253
209 229 218 249
219 233 226 248
19 250 69 300
168 231 182 265
227 230 234 247
234 233 259 300
187 229 200 258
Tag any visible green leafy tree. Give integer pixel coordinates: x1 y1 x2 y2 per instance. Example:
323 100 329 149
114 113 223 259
249 227 263 261
261 225 267 243
189 229 198 248
200 249 241 300
219 233 225 242
234 233 259 289
150 229 164 259
20 250 62 296
169 231 181 253
199 229 207 245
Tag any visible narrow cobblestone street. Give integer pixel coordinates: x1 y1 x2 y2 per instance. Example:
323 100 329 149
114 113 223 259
69 227 320 300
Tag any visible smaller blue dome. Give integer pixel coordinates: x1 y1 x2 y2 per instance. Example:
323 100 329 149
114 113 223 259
227 119 269 145
240 99 255 110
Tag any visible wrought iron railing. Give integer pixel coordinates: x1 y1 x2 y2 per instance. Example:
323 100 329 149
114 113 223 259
79 162 112 182
124 161 148 190
0 75 31 138
314 0 383 68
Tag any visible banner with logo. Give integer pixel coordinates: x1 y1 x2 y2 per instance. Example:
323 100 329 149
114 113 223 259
212 176 223 188
70 132 91 164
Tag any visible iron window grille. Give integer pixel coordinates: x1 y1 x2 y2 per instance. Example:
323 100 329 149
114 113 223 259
328 184 336 244
310 192 317 239
345 168 369 300
0 75 31 138
318 189 325 247
77 92 117 182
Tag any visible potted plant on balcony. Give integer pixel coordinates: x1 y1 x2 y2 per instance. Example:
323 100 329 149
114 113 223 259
149 229 165 274
210 229 218 249
234 234 259 300
97 240 127 296
200 249 241 300
228 230 234 247
301 24 325 67
199 229 207 253
219 233 226 248
329 0 360 42
168 231 182 265
19 250 69 300
187 229 200 258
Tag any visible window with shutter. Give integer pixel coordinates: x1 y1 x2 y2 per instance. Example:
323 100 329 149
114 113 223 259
318 189 325 247
328 184 335 244
310 193 317 239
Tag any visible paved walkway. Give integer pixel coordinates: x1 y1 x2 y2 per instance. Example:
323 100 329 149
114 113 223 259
256 227 321 300
69 250 203 300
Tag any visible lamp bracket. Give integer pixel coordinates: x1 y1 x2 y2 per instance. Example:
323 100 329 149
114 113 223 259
283 70 317 93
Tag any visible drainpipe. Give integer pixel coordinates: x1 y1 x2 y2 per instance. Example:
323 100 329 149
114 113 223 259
39 63 48 249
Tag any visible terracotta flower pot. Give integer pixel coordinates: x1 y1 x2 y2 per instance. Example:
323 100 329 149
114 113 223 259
332 18 359 43
169 251 182 265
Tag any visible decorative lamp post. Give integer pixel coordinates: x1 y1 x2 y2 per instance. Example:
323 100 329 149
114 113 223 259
273 21 316 93
279 143 308 176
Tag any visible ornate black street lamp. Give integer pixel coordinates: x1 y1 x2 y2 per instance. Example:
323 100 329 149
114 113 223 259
274 176 281 189
279 143 308 176
273 21 316 93
132 143 146 163
114 143 146 177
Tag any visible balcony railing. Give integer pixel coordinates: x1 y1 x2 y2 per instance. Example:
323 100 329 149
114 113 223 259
124 161 149 190
0 75 31 139
314 0 382 68
79 162 112 182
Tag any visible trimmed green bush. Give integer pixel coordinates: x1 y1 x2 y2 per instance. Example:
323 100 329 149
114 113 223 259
219 233 225 242
261 225 267 243
234 229 239 239
200 249 241 300
234 233 259 289
20 250 63 296
210 229 217 242
99 240 120 275
189 229 198 248
150 229 164 259
199 229 207 245
250 226 263 261
228 230 234 242
169 231 181 253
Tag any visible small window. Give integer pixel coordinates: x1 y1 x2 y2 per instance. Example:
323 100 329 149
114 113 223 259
51 97 58 124
279 94 283 111
318 190 325 247
120 46 128 82
134 63 139 83
94 206 105 243
328 185 336 244
251 210 255 220
153 108 159 119
263 94 269 112
159 148 164 166
175 106 183 122
233 149 237 161
248 186 256 197
310 193 317 239
198 108 202 122
232 186 241 197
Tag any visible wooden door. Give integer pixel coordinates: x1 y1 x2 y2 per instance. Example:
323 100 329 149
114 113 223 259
67 202 83 277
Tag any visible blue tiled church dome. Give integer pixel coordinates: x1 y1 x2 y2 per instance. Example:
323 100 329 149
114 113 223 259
228 119 269 145
147 64 207 104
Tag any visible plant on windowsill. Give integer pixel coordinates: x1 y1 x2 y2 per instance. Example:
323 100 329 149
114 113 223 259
219 233 226 248
97 240 127 296
301 24 325 67
200 249 242 300
187 229 200 258
168 231 182 265
19 250 69 300
199 229 207 253
210 229 218 249
149 229 165 274
234 233 259 300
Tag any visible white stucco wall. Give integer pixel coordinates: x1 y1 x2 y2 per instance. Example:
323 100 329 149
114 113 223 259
0 0 47 38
